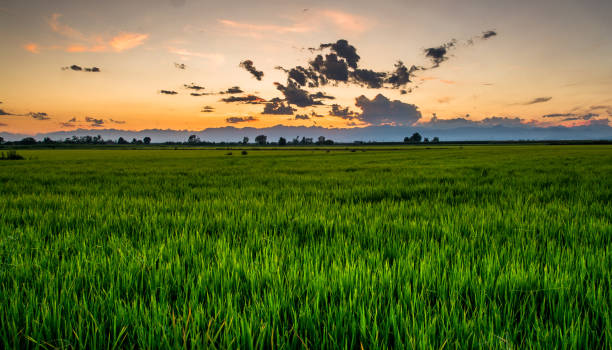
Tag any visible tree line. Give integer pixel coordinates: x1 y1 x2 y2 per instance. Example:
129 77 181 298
0 133 439 146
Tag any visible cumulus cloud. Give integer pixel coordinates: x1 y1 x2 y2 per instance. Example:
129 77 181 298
354 94 421 126
226 116 258 123
239 60 264 80
523 97 552 105
319 39 360 69
262 99 296 115
274 81 320 107
160 90 178 95
329 104 357 119
221 95 266 104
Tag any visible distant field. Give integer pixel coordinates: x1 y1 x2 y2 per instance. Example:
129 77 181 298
1 145 611 348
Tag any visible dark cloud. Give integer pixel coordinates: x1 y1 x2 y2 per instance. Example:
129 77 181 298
190 93 207 96
320 39 360 69
543 113 599 121
174 62 186 70
387 61 420 88
524 97 552 105
201 106 214 113
424 40 456 68
274 81 321 107
0 122 7 126
0 109 15 116
310 92 335 100
221 95 266 104
295 114 310 120
354 94 421 126
225 86 243 94
262 99 296 115
310 53 349 82
85 116 104 126
62 65 100 72
184 83 205 90
350 68 386 88
109 119 125 124
239 60 264 80
28 112 50 120
160 90 178 95
311 111 325 118
226 116 258 123
482 30 497 39
67 117 77 122
330 104 357 119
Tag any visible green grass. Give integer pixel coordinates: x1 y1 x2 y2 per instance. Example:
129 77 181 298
0 145 611 349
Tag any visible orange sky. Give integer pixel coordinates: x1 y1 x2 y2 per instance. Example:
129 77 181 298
1 0 611 135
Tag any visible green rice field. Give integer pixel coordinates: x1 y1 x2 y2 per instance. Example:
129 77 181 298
0 145 611 348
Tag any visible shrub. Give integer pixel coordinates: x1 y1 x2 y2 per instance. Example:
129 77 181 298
241 150 248 155
0 150 25 160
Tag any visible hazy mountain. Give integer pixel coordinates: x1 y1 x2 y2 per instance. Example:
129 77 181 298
2 124 612 143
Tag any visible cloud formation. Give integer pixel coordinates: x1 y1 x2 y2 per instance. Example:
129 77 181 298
424 40 457 68
28 112 50 120
184 83 205 91
221 95 266 104
201 106 214 113
295 114 310 120
523 97 552 105
62 65 101 72
160 90 178 95
262 99 296 115
354 94 421 126
240 60 264 80
226 116 258 123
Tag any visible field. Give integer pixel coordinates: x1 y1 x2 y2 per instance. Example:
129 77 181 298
0 145 611 349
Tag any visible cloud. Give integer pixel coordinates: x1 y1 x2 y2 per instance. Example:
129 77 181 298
387 61 419 88
184 83 205 91
262 99 296 115
201 106 214 113
27 112 51 120
62 65 100 72
85 116 104 126
160 90 178 95
274 81 321 107
330 104 357 119
320 39 360 69
318 10 370 34
225 86 244 94
437 96 452 104
240 60 264 80
0 122 7 127
543 112 599 121
295 114 310 120
43 14 148 53
354 94 421 126
0 109 16 116
226 116 258 123
424 40 457 68
219 19 312 36
174 62 186 70
420 114 528 129
23 43 40 54
523 97 552 105
482 30 497 39
221 95 266 104
109 33 149 52
109 119 125 124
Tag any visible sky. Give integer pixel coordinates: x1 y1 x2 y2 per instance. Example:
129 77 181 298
0 0 611 135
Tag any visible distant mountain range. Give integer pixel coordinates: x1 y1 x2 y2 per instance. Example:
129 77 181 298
2 124 612 143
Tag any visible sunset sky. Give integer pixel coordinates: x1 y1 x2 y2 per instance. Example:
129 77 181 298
1 0 611 134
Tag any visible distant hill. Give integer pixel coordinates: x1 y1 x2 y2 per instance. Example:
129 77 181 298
2 123 612 143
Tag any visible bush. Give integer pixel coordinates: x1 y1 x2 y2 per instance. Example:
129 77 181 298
226 152 233 156
0 150 25 160
241 150 248 155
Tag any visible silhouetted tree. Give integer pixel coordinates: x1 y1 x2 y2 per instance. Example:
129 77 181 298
255 135 267 145
117 137 129 144
317 136 326 145
424 137 429 143
278 137 287 146
143 137 151 144
432 136 440 143
404 132 422 143
187 135 200 144
242 136 249 144
0 136 4 144
20 137 37 145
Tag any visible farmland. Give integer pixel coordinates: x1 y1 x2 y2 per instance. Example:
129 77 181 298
0 145 611 348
